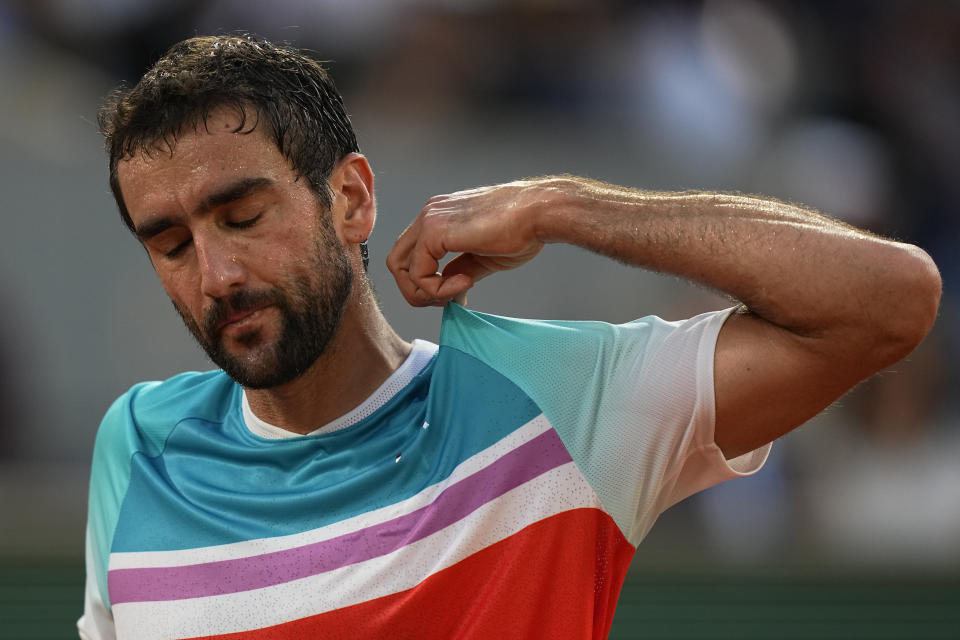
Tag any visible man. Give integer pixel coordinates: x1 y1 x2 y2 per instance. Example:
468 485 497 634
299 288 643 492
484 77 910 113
79 35 940 640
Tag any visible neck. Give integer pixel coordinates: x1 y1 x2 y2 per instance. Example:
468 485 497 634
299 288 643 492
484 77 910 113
244 283 411 435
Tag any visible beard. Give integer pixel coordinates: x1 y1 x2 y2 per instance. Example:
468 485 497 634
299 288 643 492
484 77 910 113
174 219 354 389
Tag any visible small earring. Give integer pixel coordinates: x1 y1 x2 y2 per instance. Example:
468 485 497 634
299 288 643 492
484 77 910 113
360 241 369 271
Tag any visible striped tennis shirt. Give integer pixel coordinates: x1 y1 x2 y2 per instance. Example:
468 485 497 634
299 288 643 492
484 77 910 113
79 304 768 639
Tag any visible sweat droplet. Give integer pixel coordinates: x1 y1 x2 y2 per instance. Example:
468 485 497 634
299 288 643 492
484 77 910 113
394 452 402 463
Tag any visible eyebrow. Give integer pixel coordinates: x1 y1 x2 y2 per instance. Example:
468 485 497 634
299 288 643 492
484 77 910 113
134 177 275 241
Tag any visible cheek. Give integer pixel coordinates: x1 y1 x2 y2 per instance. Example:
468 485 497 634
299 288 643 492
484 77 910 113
158 272 201 317
267 229 319 267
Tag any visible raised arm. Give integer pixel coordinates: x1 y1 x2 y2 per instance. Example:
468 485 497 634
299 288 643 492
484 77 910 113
386 176 941 458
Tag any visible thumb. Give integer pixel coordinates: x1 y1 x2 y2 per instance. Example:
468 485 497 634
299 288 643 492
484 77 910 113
441 252 497 284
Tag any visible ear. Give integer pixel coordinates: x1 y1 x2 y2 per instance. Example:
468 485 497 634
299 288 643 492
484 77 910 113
327 152 375 246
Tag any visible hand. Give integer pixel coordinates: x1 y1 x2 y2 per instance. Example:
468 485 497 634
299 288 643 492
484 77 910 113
387 180 553 307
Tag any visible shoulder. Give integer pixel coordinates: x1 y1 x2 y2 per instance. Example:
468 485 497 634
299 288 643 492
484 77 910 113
125 369 236 418
439 302 728 365
96 370 237 458
436 303 735 444
436 303 710 419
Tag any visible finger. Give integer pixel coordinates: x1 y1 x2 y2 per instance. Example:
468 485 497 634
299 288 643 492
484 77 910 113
391 265 441 307
386 255 418 305
414 271 446 300
435 273 473 301
386 219 419 278
407 232 448 298
388 217 438 306
441 252 496 284
433 254 485 303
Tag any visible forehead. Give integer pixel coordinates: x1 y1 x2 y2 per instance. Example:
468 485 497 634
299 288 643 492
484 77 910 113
117 108 290 219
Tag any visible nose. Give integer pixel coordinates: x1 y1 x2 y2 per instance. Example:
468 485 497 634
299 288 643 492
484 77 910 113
195 236 246 299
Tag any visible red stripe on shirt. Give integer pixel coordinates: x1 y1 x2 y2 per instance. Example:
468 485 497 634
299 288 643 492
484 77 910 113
187 507 634 640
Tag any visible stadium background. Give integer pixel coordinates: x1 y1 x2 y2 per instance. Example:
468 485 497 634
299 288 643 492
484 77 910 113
0 1 957 637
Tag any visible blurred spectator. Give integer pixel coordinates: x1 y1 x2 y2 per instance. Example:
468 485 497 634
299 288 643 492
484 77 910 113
5 0 209 77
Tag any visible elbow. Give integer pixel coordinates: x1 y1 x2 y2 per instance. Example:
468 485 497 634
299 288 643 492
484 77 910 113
897 245 941 344
872 245 942 366
915 248 942 328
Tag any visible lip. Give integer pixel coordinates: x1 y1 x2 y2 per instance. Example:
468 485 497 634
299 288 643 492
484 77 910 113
216 305 271 333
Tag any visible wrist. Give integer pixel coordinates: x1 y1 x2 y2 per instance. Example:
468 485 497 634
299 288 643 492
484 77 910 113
529 176 591 245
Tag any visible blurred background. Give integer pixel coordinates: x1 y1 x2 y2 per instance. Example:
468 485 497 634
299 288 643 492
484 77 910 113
0 0 957 637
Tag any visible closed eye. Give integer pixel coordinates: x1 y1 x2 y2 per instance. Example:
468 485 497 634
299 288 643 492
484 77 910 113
164 239 192 259
228 213 262 229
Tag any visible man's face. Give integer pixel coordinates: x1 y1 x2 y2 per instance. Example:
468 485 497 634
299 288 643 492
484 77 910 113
117 109 353 388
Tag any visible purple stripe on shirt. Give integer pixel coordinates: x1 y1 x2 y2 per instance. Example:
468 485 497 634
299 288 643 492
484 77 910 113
109 427 572 604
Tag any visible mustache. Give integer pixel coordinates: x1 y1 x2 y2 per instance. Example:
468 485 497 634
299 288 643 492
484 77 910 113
203 288 282 337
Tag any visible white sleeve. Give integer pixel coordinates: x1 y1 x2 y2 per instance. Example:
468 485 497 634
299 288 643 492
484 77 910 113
625 307 770 542
77 535 116 640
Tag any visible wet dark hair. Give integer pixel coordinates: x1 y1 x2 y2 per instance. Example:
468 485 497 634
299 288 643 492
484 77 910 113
99 34 359 233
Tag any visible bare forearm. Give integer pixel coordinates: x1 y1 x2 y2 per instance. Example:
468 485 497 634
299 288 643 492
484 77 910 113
536 177 941 361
